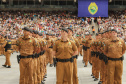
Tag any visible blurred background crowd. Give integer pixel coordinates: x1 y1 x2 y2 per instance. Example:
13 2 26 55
0 10 126 40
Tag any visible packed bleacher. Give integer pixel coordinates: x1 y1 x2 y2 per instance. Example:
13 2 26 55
0 10 126 40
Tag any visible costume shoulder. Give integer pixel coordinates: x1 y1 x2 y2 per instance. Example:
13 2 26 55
119 38 124 41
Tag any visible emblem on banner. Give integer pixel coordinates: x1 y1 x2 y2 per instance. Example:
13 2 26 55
88 2 98 15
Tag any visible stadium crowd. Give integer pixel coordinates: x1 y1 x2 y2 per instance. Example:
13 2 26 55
0 10 91 39
0 10 125 40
